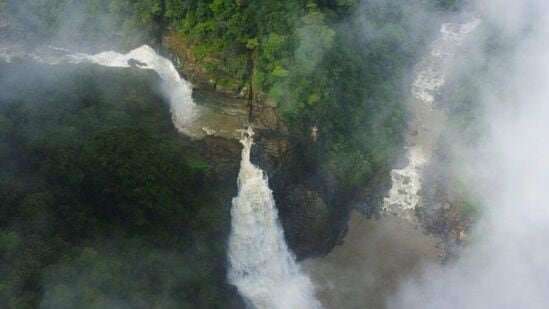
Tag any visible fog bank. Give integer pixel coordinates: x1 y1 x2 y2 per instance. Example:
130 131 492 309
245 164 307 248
390 0 549 308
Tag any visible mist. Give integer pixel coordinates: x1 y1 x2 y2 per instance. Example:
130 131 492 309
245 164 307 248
389 0 549 308
5 0 549 308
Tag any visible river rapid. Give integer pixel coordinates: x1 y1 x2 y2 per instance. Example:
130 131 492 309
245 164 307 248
302 16 481 309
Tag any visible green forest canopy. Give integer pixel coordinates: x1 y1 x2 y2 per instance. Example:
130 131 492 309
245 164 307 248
0 1 461 306
2 0 458 184
0 63 233 308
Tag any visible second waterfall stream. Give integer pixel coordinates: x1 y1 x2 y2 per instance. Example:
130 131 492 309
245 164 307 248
382 17 481 221
227 128 321 309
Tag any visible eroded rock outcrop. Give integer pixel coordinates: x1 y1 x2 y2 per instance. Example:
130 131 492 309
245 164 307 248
162 31 245 97
249 130 351 258
162 34 354 259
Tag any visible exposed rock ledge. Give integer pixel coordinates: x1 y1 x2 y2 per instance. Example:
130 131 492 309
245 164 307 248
162 34 348 258
162 31 245 97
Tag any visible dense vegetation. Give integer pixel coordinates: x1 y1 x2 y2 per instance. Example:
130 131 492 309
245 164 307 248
166 0 452 183
1 0 457 185
0 1 462 307
0 63 234 308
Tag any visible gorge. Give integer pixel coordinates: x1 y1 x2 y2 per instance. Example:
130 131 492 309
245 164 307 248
1 0 549 308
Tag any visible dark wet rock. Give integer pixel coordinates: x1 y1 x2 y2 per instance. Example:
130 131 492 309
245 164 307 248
220 284 247 309
128 58 146 67
416 136 474 262
248 129 352 258
352 170 391 219
160 33 352 259
279 185 332 256
182 135 241 193
177 120 350 259
162 32 216 91
162 31 242 96
255 105 287 132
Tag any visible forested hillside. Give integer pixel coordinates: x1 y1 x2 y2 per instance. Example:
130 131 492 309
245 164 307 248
0 0 461 307
0 63 237 308
1 0 458 184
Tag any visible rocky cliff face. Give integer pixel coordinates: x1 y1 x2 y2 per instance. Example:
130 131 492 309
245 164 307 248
162 32 247 97
250 130 349 258
415 136 474 262
162 35 353 259
181 126 351 259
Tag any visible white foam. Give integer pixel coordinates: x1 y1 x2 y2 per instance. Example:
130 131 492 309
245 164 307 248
69 45 198 134
382 18 481 221
228 128 321 309
27 45 199 136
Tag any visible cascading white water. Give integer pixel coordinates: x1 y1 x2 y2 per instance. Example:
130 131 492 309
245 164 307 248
382 18 481 221
0 43 250 139
6 44 200 135
64 45 199 135
228 127 321 309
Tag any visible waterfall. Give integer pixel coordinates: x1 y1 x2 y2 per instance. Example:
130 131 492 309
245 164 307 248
227 128 320 309
382 18 481 221
26 45 199 135
69 45 199 135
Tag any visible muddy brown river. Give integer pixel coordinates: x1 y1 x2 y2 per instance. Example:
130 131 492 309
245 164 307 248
303 212 441 308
